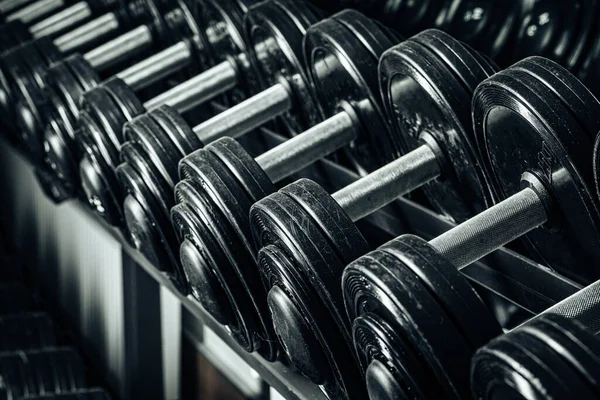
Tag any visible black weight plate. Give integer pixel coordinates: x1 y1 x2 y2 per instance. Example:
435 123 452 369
123 114 179 188
101 78 145 144
79 138 123 226
472 330 594 400
412 29 495 98
252 193 363 399
379 38 493 223
118 147 184 284
279 179 368 309
512 0 581 65
564 0 598 70
342 250 472 399
119 140 173 230
203 137 274 209
381 235 502 350
171 179 259 352
171 185 236 324
79 88 128 164
251 181 360 333
45 62 87 126
304 10 398 173
513 57 600 143
148 105 200 156
178 148 277 358
525 315 600 395
352 312 443 400
445 1 521 62
244 0 322 135
64 55 102 94
473 63 600 283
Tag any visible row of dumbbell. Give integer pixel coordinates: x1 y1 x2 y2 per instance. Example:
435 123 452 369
0 272 112 400
0 0 599 203
157 23 599 400
4 0 600 74
2 1 600 399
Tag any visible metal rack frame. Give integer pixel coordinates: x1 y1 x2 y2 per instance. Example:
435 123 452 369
0 128 582 399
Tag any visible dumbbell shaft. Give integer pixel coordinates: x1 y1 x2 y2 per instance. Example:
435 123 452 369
535 279 600 336
0 0 34 15
332 143 441 221
256 111 357 183
142 60 239 113
5 0 63 23
29 0 91 39
82 25 153 72
429 187 548 269
193 82 292 144
52 12 121 54
115 40 190 91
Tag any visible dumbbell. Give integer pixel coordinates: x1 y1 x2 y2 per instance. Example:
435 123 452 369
41 0 260 203
0 347 87 399
162 9 397 363
0 313 56 351
341 57 600 399
7 0 204 165
240 30 496 397
0 0 177 145
23 389 112 400
79 0 323 233
471 288 600 399
1 0 86 26
0 0 124 55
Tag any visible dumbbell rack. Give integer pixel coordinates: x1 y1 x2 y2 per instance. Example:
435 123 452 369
0 113 584 399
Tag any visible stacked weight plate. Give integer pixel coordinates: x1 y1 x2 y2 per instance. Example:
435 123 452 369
2 1 600 400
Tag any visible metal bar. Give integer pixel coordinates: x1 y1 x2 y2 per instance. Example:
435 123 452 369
53 12 119 54
143 60 238 113
332 144 441 222
117 41 192 91
30 1 92 38
430 188 548 270
5 0 63 23
83 25 153 72
257 111 357 184
193 83 291 144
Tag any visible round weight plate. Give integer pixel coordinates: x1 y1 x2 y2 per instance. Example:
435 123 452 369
253 193 363 399
513 57 600 142
342 249 473 399
472 329 595 399
244 0 322 135
203 137 274 211
304 10 398 173
148 105 200 155
381 235 502 350
171 187 236 324
473 61 600 283
564 0 598 70
101 78 146 143
379 37 493 223
171 180 259 352
123 114 179 188
79 140 123 226
353 312 444 400
178 148 277 358
118 146 184 286
532 314 600 394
